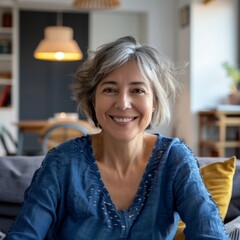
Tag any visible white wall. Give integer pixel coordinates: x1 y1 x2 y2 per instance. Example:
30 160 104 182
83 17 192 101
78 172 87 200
175 0 238 153
100 0 177 60
174 0 192 144
89 12 147 49
191 0 238 111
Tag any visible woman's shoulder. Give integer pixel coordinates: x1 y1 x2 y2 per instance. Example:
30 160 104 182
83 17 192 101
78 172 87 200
154 133 186 152
27 135 94 192
42 135 93 166
154 133 196 166
52 134 91 151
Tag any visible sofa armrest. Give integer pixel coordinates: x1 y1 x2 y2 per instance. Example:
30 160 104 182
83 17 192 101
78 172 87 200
0 231 5 240
225 216 240 240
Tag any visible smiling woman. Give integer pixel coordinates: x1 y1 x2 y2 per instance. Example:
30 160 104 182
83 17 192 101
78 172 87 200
5 36 230 240
73 36 178 128
94 60 155 141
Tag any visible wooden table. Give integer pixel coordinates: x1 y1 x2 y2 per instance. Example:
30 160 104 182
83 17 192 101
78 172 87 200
15 119 100 155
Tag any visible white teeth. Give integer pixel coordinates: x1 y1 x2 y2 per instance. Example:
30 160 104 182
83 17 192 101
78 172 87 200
113 117 133 123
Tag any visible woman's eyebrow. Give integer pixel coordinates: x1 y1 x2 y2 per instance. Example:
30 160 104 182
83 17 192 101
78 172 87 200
130 81 147 86
99 81 117 86
100 80 147 86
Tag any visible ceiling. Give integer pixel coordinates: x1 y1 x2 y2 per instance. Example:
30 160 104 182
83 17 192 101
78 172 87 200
13 0 124 12
17 0 72 2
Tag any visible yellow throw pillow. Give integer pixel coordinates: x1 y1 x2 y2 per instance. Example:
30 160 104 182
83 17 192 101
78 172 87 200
174 156 236 240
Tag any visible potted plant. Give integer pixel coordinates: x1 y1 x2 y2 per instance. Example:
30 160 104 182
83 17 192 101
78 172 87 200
222 62 240 104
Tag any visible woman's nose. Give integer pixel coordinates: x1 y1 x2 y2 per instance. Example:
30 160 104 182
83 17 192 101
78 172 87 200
115 93 131 110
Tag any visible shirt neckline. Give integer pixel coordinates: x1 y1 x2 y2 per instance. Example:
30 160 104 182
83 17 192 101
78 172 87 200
85 134 161 215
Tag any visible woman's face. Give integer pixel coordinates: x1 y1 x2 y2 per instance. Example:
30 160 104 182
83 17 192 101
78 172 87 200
95 60 156 141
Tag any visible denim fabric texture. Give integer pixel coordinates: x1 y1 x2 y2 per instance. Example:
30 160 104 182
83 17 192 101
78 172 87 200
5 134 229 240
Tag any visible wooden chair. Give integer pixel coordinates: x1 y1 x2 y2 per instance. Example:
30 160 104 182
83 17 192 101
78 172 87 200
40 121 89 155
0 124 18 156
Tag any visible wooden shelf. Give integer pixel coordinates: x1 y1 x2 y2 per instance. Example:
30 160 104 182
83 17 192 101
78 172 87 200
0 27 12 34
0 5 13 110
198 110 240 158
0 78 12 85
0 54 12 60
0 105 12 109
200 140 240 148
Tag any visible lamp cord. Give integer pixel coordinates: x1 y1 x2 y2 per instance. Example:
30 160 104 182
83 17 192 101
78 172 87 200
57 12 63 26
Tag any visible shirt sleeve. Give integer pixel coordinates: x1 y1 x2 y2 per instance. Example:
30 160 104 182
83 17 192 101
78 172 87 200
4 151 61 240
173 146 229 239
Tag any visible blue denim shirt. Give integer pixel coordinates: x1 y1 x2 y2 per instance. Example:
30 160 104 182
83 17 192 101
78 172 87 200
5 134 229 239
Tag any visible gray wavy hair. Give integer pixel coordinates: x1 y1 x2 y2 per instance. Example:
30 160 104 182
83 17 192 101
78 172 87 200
71 36 179 128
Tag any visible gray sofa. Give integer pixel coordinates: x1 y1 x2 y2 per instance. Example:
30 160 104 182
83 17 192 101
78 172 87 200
0 156 43 234
0 156 240 236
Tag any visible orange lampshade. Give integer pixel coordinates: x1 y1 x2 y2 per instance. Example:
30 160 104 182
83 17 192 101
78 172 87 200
34 26 83 61
73 0 120 9
203 0 213 4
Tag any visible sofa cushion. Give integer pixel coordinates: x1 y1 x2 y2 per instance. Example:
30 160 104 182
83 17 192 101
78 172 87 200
175 156 236 240
198 157 240 223
201 156 236 218
0 156 44 233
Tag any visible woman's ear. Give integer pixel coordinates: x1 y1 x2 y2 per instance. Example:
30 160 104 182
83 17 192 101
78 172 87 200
152 100 157 112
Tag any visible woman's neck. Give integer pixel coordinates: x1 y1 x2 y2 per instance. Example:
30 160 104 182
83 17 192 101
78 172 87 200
93 132 147 177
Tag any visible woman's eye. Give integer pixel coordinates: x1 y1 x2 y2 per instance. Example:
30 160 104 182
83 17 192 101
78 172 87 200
131 88 145 94
103 88 116 93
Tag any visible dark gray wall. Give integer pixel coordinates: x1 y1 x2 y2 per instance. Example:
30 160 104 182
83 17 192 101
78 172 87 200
19 10 88 120
19 10 89 153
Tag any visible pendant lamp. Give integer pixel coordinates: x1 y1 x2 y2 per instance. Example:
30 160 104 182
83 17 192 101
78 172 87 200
73 0 120 9
203 0 213 3
34 13 83 61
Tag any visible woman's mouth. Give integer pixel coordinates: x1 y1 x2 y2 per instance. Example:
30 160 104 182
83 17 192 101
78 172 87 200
110 116 136 123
